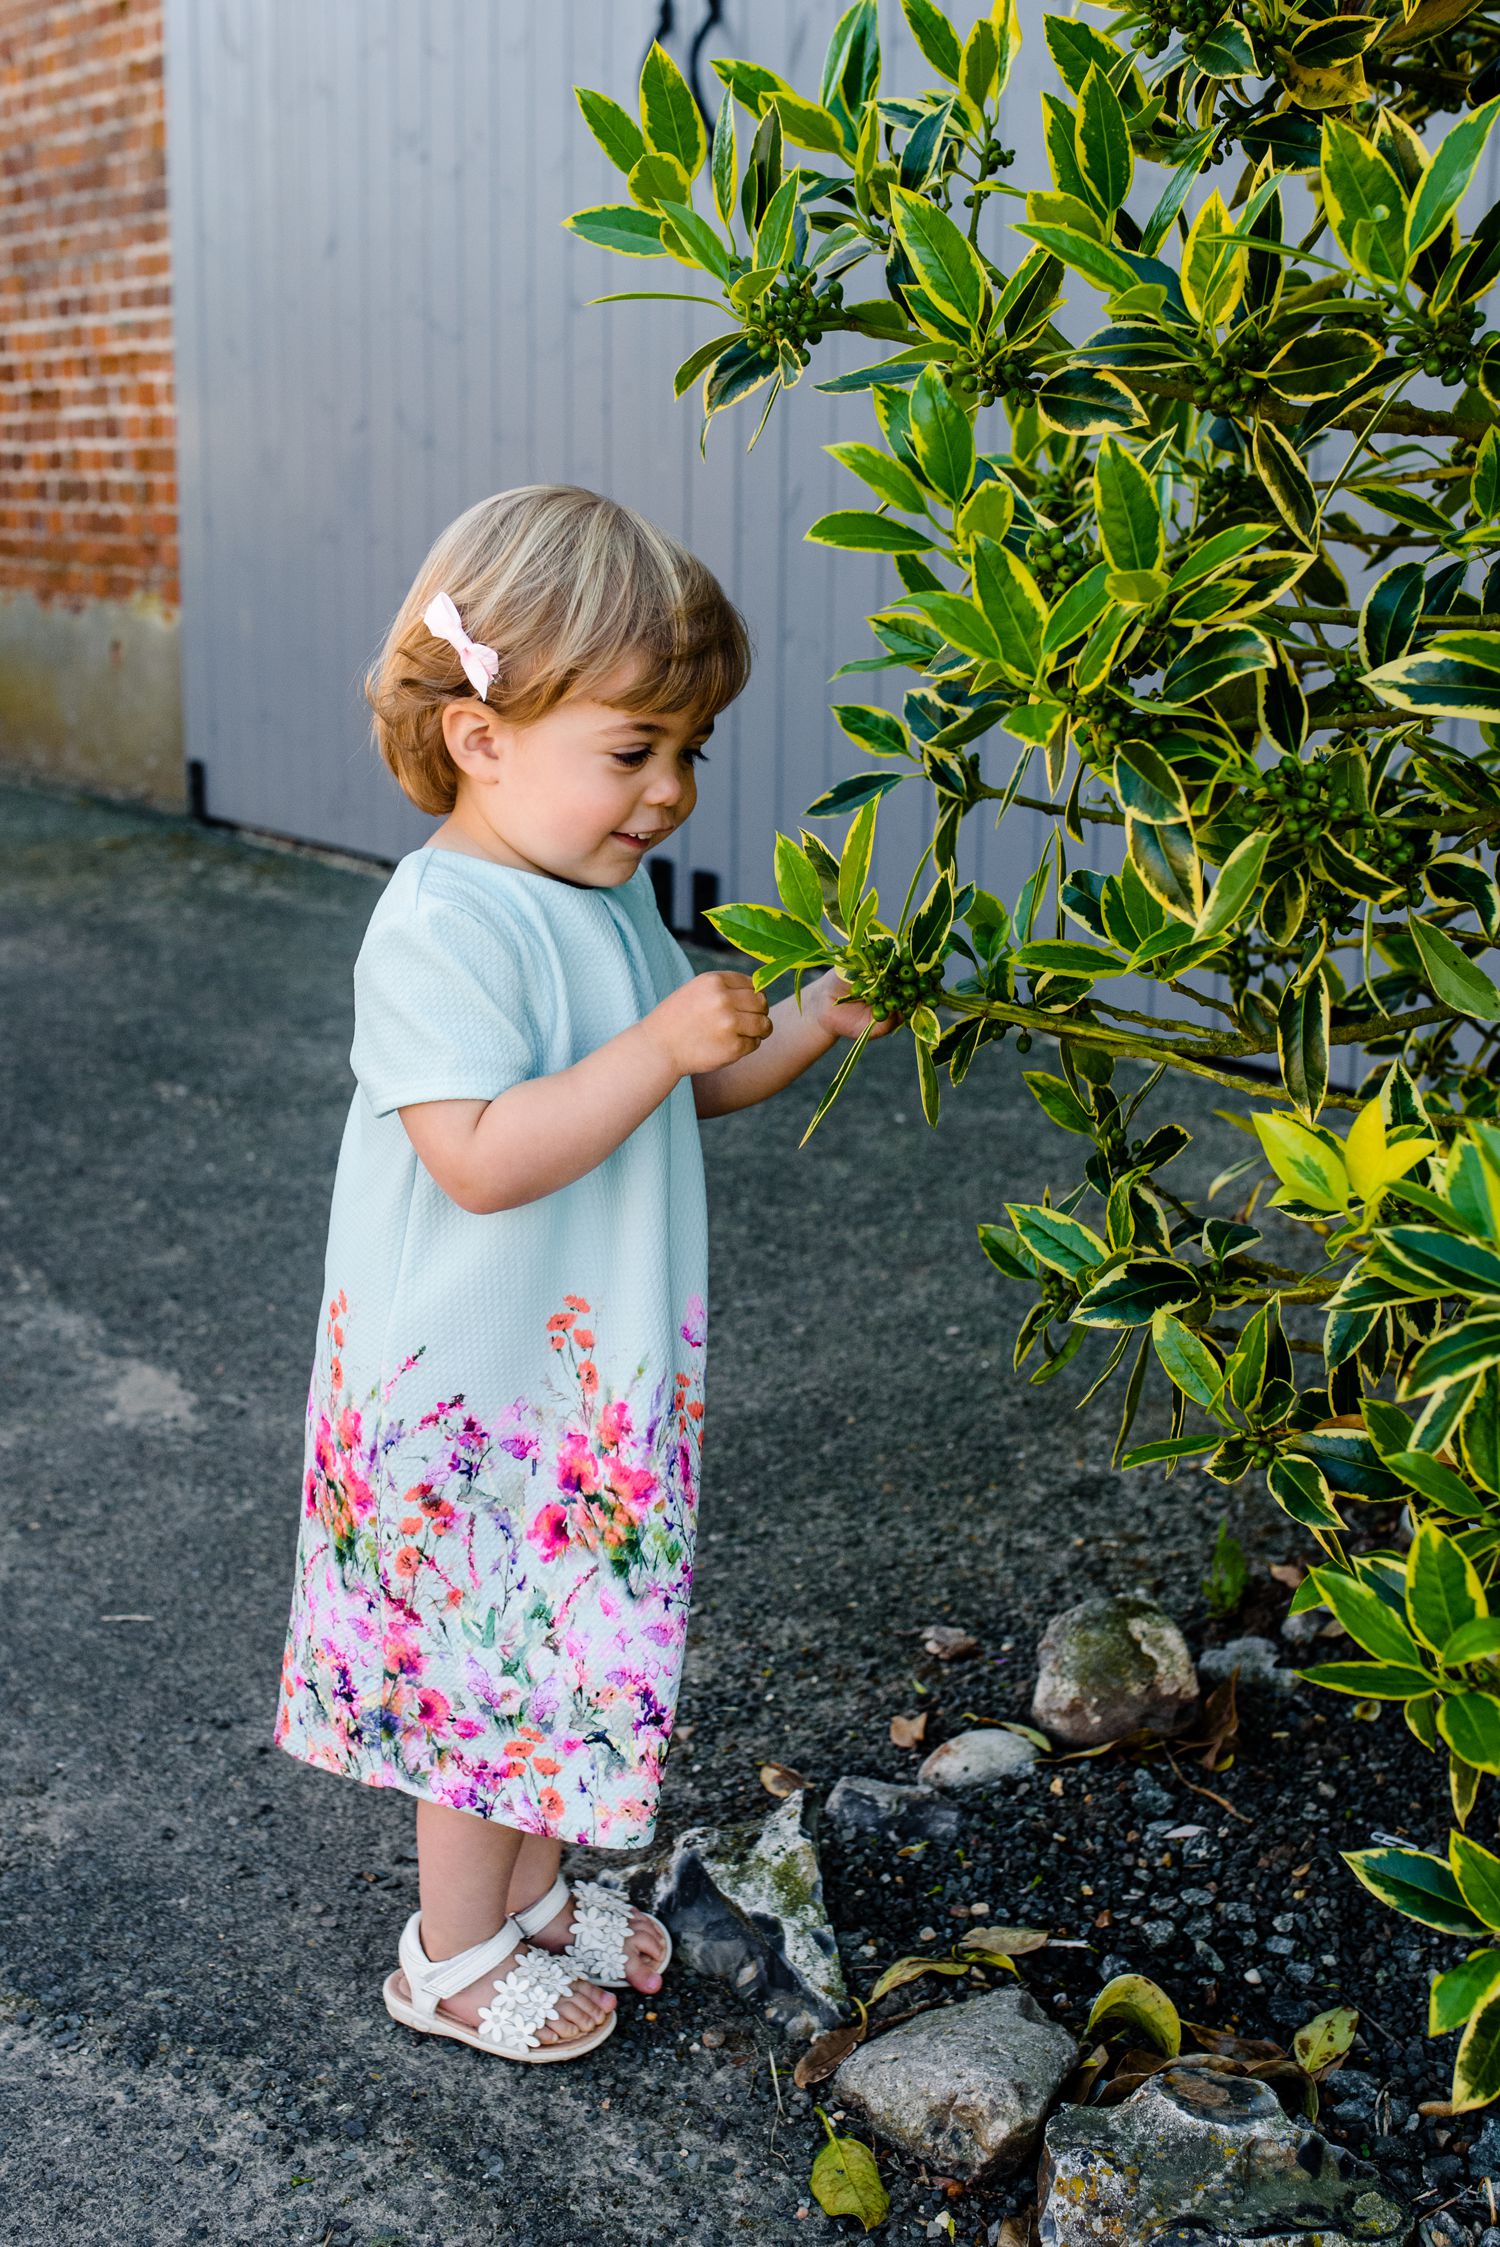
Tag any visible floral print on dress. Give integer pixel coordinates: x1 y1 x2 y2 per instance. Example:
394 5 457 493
274 1285 707 1846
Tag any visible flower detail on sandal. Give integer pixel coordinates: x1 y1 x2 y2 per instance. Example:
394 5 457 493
563 1880 637 1987
475 1948 587 2052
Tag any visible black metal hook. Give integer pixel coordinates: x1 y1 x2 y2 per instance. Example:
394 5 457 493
686 0 725 124
639 0 722 134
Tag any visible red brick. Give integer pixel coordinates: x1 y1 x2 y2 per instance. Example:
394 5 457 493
0 0 176 604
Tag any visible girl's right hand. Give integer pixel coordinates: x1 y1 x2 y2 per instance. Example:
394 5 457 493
648 971 773 1076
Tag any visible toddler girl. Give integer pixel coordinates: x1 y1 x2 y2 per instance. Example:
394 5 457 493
273 484 894 2061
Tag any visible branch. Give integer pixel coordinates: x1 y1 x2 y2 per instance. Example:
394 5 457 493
827 322 1494 442
1005 789 1124 827
1091 995 1237 1036
939 988 1457 1096
940 991 1363 1106
1276 608 1500 629
1136 372 1489 443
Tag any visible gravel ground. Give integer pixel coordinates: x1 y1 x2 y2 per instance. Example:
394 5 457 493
0 778 1479 2244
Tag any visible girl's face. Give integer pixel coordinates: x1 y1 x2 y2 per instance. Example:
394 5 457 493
435 656 712 888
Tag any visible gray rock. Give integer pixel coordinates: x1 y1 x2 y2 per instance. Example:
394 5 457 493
834 1986 1079 2186
1281 1603 1330 1647
1032 1593 1199 1746
1037 2059 1411 2246
1131 1768 1175 1820
1472 2113 1500 2178
1323 2066 1379 2124
1197 1635 1298 1695
824 1775 961 1843
624 1788 849 2042
917 1728 1040 1790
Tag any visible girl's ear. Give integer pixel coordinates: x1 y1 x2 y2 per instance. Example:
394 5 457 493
440 700 506 779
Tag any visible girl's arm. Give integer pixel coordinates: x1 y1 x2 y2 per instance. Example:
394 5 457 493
693 968 898 1119
398 970 770 1214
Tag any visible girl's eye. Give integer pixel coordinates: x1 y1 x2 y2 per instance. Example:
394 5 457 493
613 746 710 767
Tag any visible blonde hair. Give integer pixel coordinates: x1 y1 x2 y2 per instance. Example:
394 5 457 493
366 484 752 815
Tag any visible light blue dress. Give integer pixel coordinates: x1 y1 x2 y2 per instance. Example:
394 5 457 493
274 843 708 1847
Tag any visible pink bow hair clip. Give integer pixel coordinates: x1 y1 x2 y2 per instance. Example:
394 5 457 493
423 589 500 702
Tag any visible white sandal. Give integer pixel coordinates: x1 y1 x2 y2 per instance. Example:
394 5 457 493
381 1909 617 2062
510 1872 673 1990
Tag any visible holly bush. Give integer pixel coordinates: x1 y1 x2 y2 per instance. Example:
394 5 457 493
567 5 1500 2107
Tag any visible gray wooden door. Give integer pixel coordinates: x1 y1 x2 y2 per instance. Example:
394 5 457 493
163 0 1063 932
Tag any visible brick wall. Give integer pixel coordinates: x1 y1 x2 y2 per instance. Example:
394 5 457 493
0 0 176 607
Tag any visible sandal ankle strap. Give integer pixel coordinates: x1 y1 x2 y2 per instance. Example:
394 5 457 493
509 1873 571 1941
397 1910 525 2016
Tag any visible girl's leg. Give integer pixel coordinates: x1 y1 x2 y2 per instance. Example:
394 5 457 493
505 1831 668 1995
391 1798 617 2044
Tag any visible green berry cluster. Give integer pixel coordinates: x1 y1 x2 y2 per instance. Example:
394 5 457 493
1027 525 1092 597
1137 0 1229 59
1307 879 1360 936
832 934 945 1019
1253 753 1354 844
1326 654 1374 724
946 342 1038 413
1095 1116 1157 1178
1197 462 1258 516
1363 824 1433 903
1187 328 1261 414
1252 756 1433 909
965 132 1016 185
1392 300 1483 386
1222 932 1253 981
739 261 844 365
1066 689 1128 761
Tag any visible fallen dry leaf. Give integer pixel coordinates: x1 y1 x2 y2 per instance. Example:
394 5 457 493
759 1761 810 1798
1269 1562 1305 1590
794 2020 865 2087
890 1711 929 1748
921 1624 980 1661
1184 2020 1285 2063
1172 1674 1240 1771
869 1953 972 2002
958 1925 1049 1960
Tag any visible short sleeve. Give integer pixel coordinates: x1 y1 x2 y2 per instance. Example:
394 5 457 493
350 892 539 1118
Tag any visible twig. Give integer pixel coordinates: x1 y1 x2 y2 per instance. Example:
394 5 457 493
766 2048 789 2168
1164 1747 1252 1822
1276 607 1500 628
1006 789 1125 828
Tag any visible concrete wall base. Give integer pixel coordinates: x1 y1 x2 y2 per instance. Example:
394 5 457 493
0 591 184 811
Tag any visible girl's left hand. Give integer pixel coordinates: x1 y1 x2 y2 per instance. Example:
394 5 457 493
811 967 902 1041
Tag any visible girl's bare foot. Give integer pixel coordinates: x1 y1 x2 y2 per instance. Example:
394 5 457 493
507 1834 668 1994
390 1915 617 2046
